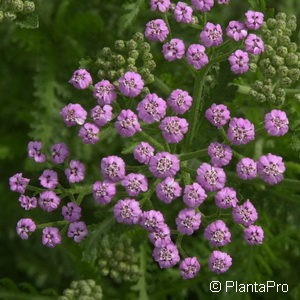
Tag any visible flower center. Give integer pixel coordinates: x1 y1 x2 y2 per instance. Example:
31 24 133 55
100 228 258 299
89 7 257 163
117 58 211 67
159 248 172 262
96 185 108 197
120 118 134 129
157 157 172 174
272 117 286 129
165 119 181 134
204 169 218 185
213 259 225 271
128 178 141 192
264 163 280 176
208 29 221 41
125 79 137 88
241 164 256 175
92 107 105 120
105 162 120 178
182 216 194 229
120 205 133 219
161 184 175 199
144 100 159 116
214 145 225 158
232 126 247 141
212 230 225 242
188 189 199 201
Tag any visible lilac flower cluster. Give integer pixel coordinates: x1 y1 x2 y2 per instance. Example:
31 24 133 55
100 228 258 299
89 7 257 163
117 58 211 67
11 141 88 247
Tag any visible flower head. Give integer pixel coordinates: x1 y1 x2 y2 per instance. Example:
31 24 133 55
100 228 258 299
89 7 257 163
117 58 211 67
204 220 231 247
228 50 249 74
9 173 30 194
39 191 61 212
133 142 155 165
227 118 255 145
42 227 62 248
200 22 223 47
162 39 186 61
167 89 192 114
150 0 171 12
91 105 113 127
236 158 257 180
245 34 265 55
264 110 289 136
245 10 264 30
186 44 209 70
183 182 207 208
148 223 171 247
60 103 87 127
62 202 81 222
18 195 37 210
121 173 148 197
118 72 144 98
226 21 247 41
208 142 233 167
179 257 200 279
39 169 58 189
159 116 189 144
145 19 169 42
93 80 116 105
191 0 214 12
140 210 165 231
137 93 167 124
205 103 230 128
215 187 238 209
113 199 142 225
51 143 69 164
244 225 264 245
16 218 36 240
78 123 100 144
174 2 193 24
65 160 85 183
176 208 201 235
67 221 88 242
92 181 116 204
196 163 226 192
232 200 258 226
149 152 180 178
153 241 180 268
28 141 46 163
209 250 232 273
69 69 92 90
115 109 141 137
100 156 126 182
218 0 230 4
257 153 285 184
156 177 182 204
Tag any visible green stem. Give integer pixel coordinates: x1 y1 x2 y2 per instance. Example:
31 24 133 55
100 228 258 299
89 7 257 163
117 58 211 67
153 76 172 96
186 66 210 147
37 220 69 229
178 148 207 160
138 131 165 151
181 165 196 177
163 13 172 39
181 161 191 185
235 84 251 95
27 185 61 194
285 88 300 95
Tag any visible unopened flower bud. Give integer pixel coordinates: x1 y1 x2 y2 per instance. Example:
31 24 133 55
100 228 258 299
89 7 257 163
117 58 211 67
107 70 117 80
278 36 290 46
145 60 156 70
276 12 287 21
259 58 271 68
115 40 125 50
129 50 139 59
140 68 151 77
127 57 136 65
276 20 286 30
262 28 272 39
277 46 288 57
288 68 300 81
142 53 153 61
269 94 277 103
257 93 266 102
144 74 155 84
4 12 17 21
97 69 105 79
101 268 109 276
253 81 264 91
141 87 150 97
275 88 286 98
249 89 258 98
279 77 292 87
11 0 24 12
286 53 298 66
284 28 293 37
268 36 278 47
192 16 199 24
263 66 276 77
103 61 112 71
101 47 112 58
272 55 284 66
95 58 105 67
278 66 289 77
115 54 125 66
266 18 277 29
127 64 138 72
23 1 35 14
132 32 144 43
139 42 151 53
126 39 137 50
116 68 125 78
276 96 285 105
264 45 275 55
0 11 3 22
288 42 297 53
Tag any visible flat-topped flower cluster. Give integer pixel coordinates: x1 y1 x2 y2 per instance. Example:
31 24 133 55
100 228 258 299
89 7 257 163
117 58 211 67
10 0 290 280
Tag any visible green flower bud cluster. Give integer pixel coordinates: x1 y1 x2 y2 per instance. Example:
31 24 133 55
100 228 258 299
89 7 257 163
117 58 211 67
95 32 156 85
250 13 300 105
97 236 140 284
0 0 35 23
58 279 103 300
